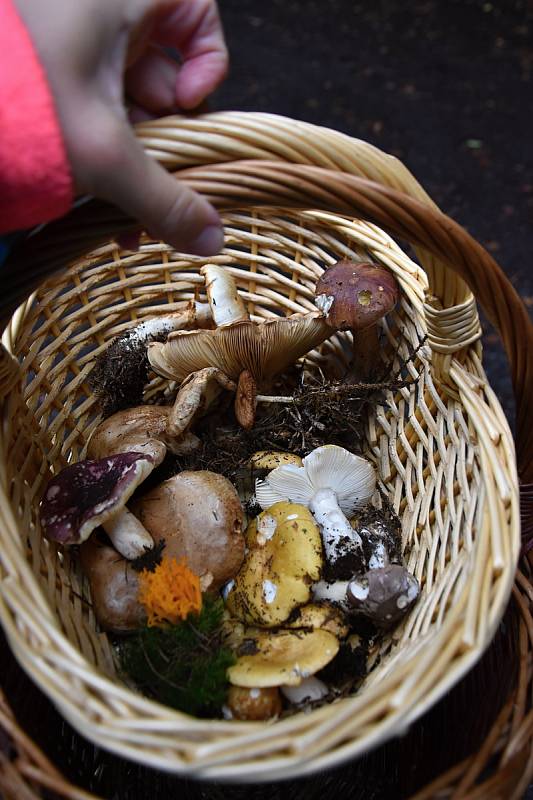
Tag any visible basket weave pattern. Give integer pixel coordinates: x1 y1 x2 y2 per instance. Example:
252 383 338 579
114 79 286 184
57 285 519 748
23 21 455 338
0 114 531 792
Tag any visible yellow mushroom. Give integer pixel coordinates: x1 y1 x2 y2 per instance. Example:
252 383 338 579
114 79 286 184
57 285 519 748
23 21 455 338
225 502 323 627
285 602 349 639
228 628 339 688
249 451 303 470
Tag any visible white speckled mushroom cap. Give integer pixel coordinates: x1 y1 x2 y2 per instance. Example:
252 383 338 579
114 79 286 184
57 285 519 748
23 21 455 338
255 445 376 515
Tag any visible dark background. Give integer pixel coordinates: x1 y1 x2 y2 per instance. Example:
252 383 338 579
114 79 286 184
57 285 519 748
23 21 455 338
2 0 533 798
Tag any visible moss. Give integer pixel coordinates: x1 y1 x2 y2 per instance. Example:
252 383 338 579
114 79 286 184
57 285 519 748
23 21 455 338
118 596 236 718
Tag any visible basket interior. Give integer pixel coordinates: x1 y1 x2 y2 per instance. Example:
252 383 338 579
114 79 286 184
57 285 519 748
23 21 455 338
0 206 519 776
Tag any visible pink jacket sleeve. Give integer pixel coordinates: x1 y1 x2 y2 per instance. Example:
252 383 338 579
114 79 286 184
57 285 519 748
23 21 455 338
0 0 73 232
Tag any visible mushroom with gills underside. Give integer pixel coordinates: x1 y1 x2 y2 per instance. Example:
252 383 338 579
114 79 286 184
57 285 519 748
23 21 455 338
315 259 399 381
255 445 376 578
148 265 334 429
88 300 215 416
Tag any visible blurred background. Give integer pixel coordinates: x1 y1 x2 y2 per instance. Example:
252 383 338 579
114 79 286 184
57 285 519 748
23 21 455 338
2 0 532 797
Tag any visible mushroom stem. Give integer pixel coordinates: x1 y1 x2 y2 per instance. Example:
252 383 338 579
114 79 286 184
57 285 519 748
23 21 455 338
102 508 154 560
350 325 380 382
309 488 363 563
255 394 295 404
312 579 350 610
201 265 249 327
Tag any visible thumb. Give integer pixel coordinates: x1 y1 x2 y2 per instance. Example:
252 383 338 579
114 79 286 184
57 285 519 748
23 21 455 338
84 115 224 255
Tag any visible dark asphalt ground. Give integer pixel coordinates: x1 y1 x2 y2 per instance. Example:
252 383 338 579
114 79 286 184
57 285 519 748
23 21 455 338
1 0 532 798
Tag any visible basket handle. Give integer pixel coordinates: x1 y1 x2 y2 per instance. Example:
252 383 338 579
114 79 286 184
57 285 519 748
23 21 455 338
2 160 532 479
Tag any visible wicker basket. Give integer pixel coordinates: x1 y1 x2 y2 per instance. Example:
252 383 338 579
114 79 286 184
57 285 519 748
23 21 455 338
0 112 532 791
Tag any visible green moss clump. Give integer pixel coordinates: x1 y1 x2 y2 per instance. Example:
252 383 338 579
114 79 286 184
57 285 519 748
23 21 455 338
119 596 235 718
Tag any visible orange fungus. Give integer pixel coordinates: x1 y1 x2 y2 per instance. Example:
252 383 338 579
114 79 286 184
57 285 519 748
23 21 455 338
138 556 202 626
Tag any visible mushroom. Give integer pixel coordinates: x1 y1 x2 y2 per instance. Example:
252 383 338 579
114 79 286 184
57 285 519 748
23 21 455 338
226 686 283 721
40 452 156 559
314 565 419 628
285 602 349 639
228 628 339 688
315 260 399 381
89 300 214 416
148 265 334 429
233 451 303 508
225 501 323 627
79 536 145 632
130 471 245 593
255 445 376 578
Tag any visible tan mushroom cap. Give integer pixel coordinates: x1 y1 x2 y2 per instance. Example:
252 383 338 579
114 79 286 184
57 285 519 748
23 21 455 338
147 313 332 385
228 628 339 688
225 502 323 627
248 451 303 469
286 603 349 639
130 471 245 592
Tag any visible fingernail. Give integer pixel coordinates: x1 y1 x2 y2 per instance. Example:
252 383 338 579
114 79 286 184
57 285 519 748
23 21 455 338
187 225 225 256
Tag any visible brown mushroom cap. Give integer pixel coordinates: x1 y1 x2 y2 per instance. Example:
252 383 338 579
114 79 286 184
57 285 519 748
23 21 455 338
346 565 419 627
88 406 171 464
226 685 282 721
315 260 399 332
79 537 145 632
130 471 245 592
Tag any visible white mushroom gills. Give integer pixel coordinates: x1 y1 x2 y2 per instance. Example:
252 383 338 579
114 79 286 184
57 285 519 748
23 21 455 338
201 264 249 327
255 445 376 566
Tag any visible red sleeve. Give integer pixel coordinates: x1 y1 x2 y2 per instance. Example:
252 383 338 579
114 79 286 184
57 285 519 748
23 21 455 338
0 0 73 232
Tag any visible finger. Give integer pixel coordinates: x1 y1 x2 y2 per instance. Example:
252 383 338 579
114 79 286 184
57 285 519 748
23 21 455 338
125 45 180 113
86 111 224 255
152 0 228 109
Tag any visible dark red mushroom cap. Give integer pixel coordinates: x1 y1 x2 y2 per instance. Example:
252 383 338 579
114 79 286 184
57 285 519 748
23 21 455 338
315 260 399 331
40 453 154 545
346 565 419 628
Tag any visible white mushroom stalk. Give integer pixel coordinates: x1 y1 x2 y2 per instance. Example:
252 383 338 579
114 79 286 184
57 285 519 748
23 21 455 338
255 445 376 566
201 264 249 327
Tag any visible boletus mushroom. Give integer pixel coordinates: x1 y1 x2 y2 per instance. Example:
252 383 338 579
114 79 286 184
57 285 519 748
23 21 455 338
148 265 334 429
315 259 399 381
255 445 376 578
130 471 245 593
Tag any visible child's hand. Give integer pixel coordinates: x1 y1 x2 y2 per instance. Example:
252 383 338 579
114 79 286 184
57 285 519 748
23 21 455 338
15 0 228 255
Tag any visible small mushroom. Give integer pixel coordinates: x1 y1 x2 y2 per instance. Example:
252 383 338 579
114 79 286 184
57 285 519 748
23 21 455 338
346 565 419 627
79 536 145 632
228 628 339 688
255 445 376 577
314 565 419 628
148 265 334 428
315 260 399 381
225 502 323 627
285 602 349 639
249 451 303 470
130 471 245 593
226 686 282 721
40 452 155 559
88 300 214 416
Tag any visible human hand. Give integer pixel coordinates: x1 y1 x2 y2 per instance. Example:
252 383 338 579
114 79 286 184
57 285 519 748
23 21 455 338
15 0 228 254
